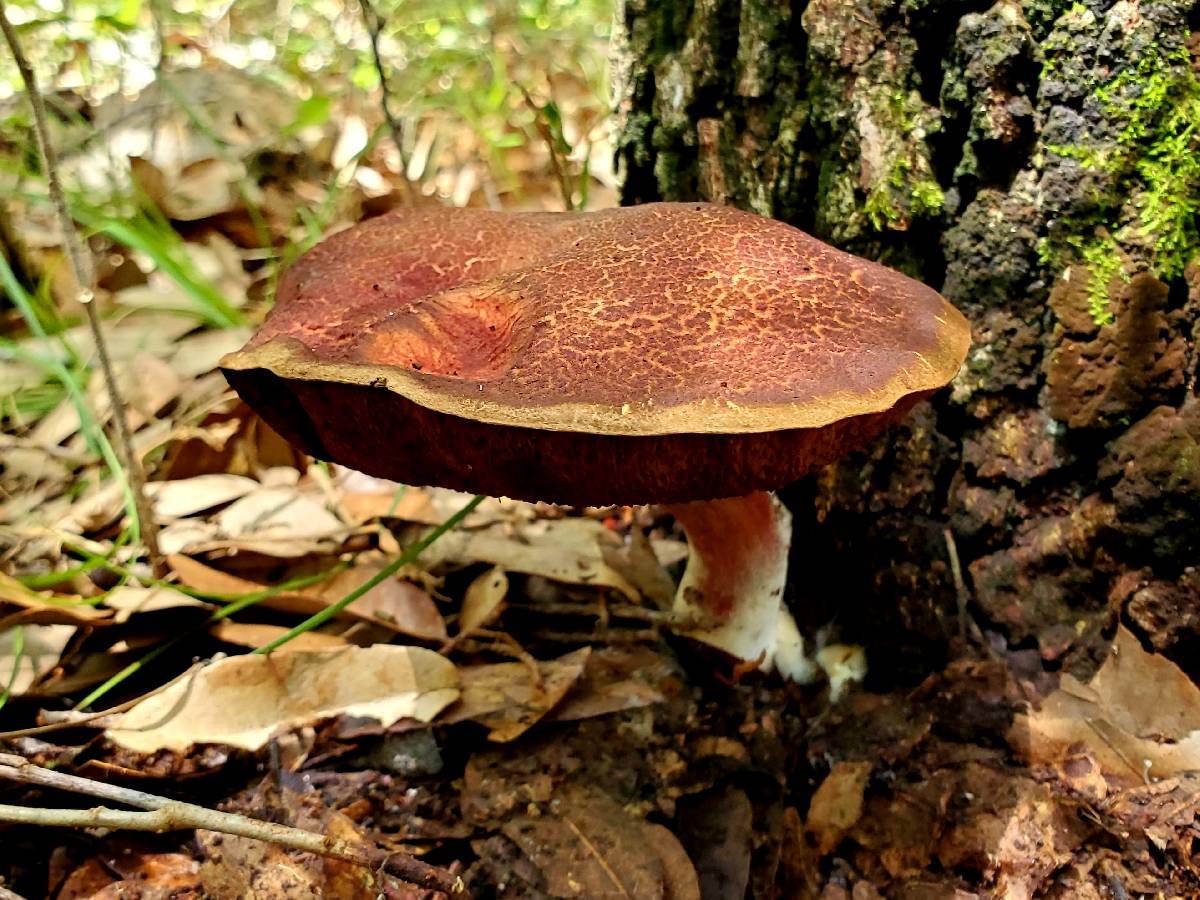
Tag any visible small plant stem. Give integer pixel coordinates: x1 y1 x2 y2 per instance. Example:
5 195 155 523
0 0 164 575
0 754 467 895
519 86 575 211
357 0 418 203
255 495 485 654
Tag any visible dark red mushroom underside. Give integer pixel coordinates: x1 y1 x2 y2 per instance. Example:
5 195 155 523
222 367 929 505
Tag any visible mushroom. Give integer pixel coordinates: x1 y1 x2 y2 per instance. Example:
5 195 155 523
221 203 970 678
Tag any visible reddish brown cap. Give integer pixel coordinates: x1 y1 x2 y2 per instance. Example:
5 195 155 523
221 203 970 504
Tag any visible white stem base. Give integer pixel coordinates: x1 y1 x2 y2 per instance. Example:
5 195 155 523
666 491 820 683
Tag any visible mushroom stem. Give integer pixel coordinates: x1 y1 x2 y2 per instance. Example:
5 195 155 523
665 491 816 680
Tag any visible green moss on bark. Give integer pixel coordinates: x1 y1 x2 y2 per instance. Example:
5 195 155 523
1040 12 1200 325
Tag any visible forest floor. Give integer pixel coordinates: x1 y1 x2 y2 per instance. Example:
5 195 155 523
1 54 1199 900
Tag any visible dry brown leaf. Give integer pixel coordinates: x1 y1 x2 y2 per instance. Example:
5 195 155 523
198 825 323 898
170 327 254 378
1013 625 1200 782
0 444 71 488
162 401 305 480
20 314 195 375
212 483 349 556
602 527 676 610
443 647 590 742
106 645 459 753
55 481 126 535
317 559 447 641
338 481 516 527
85 852 201 899
104 584 212 623
146 474 259 519
55 856 118 899
175 158 246 221
168 554 446 640
157 519 222 555
641 823 702 900
26 351 180 449
209 620 347 651
459 565 508 635
419 517 640 601
545 645 670 723
0 572 109 628
503 784 667 899
92 352 182 431
806 761 872 855
0 623 75 695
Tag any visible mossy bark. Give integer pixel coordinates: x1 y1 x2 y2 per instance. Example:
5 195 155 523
615 0 1200 677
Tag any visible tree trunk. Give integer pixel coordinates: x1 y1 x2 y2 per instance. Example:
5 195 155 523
614 0 1200 678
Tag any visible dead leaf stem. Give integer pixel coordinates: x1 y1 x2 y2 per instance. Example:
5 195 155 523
0 753 467 895
0 0 164 574
357 0 417 204
563 816 631 898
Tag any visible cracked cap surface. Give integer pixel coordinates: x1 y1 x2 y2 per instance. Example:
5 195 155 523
222 202 970 503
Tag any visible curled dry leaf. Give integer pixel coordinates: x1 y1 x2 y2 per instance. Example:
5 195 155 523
0 623 76 695
162 400 306 481
444 647 591 743
57 850 201 900
103 585 213 623
545 645 671 723
502 784 680 900
601 526 677 611
209 620 347 651
105 645 459 753
418 517 640 602
0 571 109 629
211 483 350 556
458 565 508 635
146 474 260 519
338 481 516 528
167 554 447 641
1013 625 1200 782
169 327 254 379
806 761 873 855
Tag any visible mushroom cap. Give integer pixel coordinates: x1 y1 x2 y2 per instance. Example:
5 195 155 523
222 203 970 504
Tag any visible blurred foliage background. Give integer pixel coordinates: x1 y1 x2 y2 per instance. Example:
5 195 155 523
0 0 614 329
0 0 614 598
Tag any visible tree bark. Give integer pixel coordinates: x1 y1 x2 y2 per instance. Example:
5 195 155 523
614 0 1200 678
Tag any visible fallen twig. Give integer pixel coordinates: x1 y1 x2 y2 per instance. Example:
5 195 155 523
0 753 467 895
0 0 164 574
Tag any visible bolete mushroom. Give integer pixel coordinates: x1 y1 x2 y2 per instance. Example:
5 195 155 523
221 203 970 677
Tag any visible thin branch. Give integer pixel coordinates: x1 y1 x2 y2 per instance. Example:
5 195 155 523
357 0 418 204
0 754 467 895
0 0 164 574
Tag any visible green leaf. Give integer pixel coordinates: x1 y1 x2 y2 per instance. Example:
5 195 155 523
284 95 332 136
